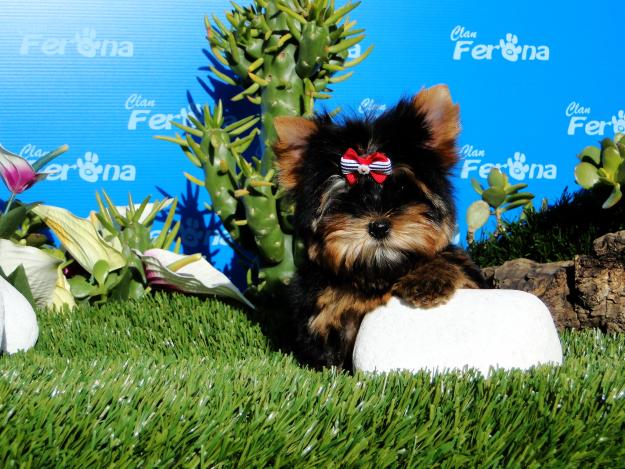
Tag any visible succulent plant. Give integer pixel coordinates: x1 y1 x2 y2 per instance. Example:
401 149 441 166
32 192 181 306
17 191 251 309
160 0 372 301
574 134 625 209
467 167 535 243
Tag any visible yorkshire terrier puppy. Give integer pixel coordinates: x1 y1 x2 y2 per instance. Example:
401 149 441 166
274 85 486 369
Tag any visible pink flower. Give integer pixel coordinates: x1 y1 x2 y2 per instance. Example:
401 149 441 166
0 145 47 194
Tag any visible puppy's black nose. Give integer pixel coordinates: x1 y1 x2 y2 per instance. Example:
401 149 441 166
368 220 391 239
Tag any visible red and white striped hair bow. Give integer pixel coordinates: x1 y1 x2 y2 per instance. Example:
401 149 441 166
340 148 392 185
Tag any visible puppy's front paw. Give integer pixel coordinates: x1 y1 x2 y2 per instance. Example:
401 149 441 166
392 270 459 309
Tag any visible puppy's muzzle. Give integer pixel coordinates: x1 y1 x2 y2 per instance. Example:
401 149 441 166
368 219 391 239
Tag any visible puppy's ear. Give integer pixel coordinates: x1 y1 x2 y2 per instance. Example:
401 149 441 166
273 116 317 190
413 85 460 169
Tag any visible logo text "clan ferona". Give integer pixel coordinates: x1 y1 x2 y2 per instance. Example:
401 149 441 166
20 28 133 57
451 26 549 62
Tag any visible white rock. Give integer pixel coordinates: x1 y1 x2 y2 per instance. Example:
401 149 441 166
0 275 39 354
353 289 562 376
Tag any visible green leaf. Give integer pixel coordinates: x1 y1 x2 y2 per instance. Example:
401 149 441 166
93 259 110 286
487 168 507 189
504 183 528 195
0 265 36 309
602 184 622 209
502 199 532 212
574 162 600 188
25 233 48 247
0 204 31 238
110 269 145 301
31 144 69 172
601 138 616 151
466 201 490 231
602 146 622 177
482 188 506 208
505 192 535 203
519 201 534 220
617 161 625 185
576 145 601 165
68 276 95 299
104 273 123 293
470 178 484 195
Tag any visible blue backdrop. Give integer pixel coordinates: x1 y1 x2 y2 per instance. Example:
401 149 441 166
1 0 623 277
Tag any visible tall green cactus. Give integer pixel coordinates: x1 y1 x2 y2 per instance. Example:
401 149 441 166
160 0 372 302
208 0 372 172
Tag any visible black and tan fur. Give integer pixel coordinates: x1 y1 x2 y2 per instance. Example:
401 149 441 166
274 85 486 369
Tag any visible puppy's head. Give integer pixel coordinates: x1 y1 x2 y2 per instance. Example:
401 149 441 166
274 85 460 281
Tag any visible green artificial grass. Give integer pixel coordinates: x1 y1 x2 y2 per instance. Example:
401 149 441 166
2 294 625 467
468 188 625 267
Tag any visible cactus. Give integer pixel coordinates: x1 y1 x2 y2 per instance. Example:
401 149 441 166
467 167 535 242
574 134 625 209
73 191 182 305
160 0 372 301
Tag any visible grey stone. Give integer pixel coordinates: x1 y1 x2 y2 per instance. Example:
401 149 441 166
483 230 625 331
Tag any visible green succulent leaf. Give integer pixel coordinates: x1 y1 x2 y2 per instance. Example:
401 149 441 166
487 168 507 189
466 200 490 231
68 275 95 299
482 187 506 208
93 259 110 287
470 178 484 195
576 145 601 165
502 199 532 212
505 192 535 203
601 138 616 151
504 183 528 195
574 162 600 188
602 184 622 209
598 176 614 186
602 146 623 177
617 161 625 185
110 271 145 301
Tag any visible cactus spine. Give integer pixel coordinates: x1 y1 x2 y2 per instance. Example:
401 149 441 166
161 0 372 301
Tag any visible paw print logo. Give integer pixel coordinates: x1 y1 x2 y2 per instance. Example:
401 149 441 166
76 152 103 183
612 110 625 135
499 33 522 62
74 28 100 57
507 152 530 181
